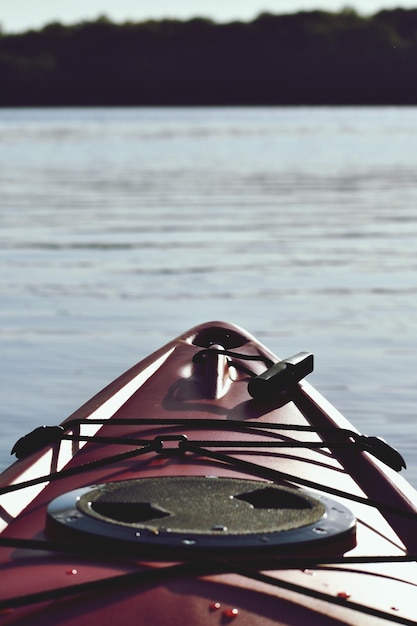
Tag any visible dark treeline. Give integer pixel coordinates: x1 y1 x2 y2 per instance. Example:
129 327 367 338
1 9 417 106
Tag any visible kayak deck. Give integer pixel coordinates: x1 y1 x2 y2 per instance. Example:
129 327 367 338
1 321 417 625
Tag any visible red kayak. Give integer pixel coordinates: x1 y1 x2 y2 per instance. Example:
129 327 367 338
1 321 417 625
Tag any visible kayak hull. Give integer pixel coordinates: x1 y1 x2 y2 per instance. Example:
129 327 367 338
1 321 417 625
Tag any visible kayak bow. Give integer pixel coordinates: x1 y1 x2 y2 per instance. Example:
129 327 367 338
1 321 416 625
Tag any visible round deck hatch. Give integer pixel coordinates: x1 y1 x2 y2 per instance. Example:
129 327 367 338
46 476 356 560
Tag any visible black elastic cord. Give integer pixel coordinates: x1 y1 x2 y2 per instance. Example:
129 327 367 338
11 418 354 459
183 442 417 522
10 417 382 452
61 418 363 437
3 437 413 520
192 348 274 366
0 444 154 496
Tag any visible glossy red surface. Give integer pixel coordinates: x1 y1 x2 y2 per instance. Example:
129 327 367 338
1 321 417 625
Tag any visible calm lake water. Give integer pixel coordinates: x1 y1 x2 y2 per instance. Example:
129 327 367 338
1 106 416 486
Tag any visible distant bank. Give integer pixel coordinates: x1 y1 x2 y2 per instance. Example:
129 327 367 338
1 9 417 106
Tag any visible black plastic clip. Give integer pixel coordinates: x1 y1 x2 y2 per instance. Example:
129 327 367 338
357 435 406 472
153 434 188 454
248 352 314 400
11 425 65 459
